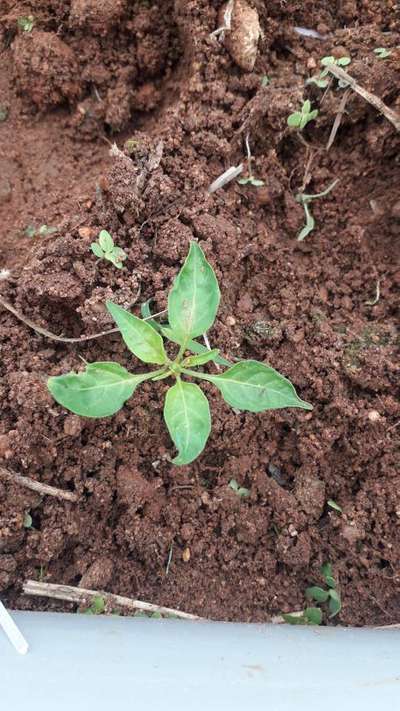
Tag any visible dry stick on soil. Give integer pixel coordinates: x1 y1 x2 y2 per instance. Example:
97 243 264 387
23 581 202 621
326 88 351 151
326 64 400 132
0 294 166 344
0 466 78 502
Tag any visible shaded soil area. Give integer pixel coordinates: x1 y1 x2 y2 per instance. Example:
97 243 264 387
0 0 399 625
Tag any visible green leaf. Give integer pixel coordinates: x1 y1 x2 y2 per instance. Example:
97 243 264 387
321 56 335 66
25 225 37 238
228 479 250 498
305 586 329 603
337 56 351 66
161 326 232 367
91 242 105 259
92 596 106 614
48 362 155 418
204 360 312 412
321 562 336 588
108 247 127 269
327 499 342 512
168 242 220 341
237 177 251 185
328 589 341 617
106 301 167 364
23 513 33 529
282 612 304 625
98 229 114 252
282 607 322 626
287 112 301 127
184 349 220 367
308 109 319 121
304 607 323 625
303 100 311 113
164 380 211 465
250 179 265 187
140 299 163 333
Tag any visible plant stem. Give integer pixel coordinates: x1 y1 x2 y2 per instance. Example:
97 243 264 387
180 367 215 382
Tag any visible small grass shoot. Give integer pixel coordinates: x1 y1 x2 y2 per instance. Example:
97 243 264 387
17 16 34 32
287 100 318 130
91 229 127 269
283 562 341 625
295 178 339 241
229 479 250 498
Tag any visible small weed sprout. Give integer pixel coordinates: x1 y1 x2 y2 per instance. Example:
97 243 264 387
83 596 106 615
17 16 34 32
283 607 322 626
308 56 351 89
287 100 318 130
23 512 33 529
48 242 312 466
306 563 342 618
327 499 342 513
229 479 250 498
91 230 127 269
25 224 58 238
261 75 270 87
374 48 391 60
0 106 8 122
283 563 341 625
295 178 339 241
238 133 264 187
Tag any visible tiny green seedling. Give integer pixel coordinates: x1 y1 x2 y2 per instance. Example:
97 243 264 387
238 133 265 187
282 607 322 626
306 563 342 618
237 176 265 187
374 48 391 60
0 106 8 122
25 224 58 238
229 479 250 498
91 229 127 269
261 75 270 87
308 56 351 89
327 499 342 513
287 100 318 130
283 563 341 625
17 16 34 32
295 178 338 241
48 242 312 466
23 512 33 529
83 596 106 615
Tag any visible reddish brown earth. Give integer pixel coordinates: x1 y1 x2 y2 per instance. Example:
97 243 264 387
0 0 399 626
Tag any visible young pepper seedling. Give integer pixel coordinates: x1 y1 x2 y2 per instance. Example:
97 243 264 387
48 242 312 465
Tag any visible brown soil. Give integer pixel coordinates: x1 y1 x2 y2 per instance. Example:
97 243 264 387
0 0 399 626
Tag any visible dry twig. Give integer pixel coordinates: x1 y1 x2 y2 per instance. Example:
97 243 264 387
0 294 166 344
23 580 202 620
326 88 351 151
326 64 400 132
0 467 78 502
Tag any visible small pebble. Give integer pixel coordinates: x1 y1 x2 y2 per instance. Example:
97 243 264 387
182 547 191 563
226 316 236 326
368 410 381 422
78 226 95 239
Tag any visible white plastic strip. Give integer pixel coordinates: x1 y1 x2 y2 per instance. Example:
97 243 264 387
0 600 29 655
